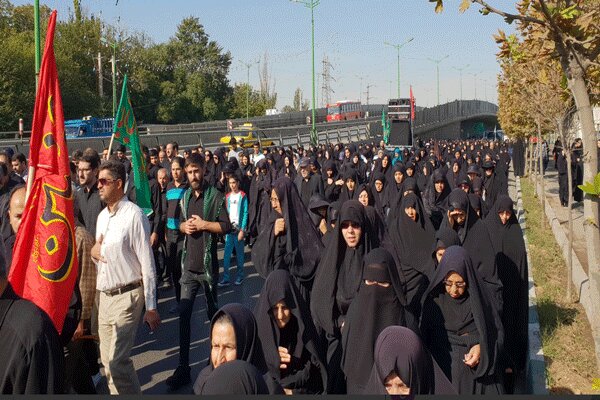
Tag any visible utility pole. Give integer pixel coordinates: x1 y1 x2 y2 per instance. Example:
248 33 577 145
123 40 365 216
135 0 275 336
291 0 320 146
321 55 335 107
452 64 469 101
384 37 414 98
387 80 393 100
97 52 104 97
240 59 259 121
427 55 449 106
364 83 375 105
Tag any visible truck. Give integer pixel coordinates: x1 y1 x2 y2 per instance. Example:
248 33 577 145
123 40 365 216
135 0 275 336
386 98 414 146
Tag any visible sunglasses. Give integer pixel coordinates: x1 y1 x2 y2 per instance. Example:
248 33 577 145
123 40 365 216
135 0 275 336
97 178 118 186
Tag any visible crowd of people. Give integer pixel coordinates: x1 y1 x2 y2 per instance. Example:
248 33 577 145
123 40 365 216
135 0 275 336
0 136 531 395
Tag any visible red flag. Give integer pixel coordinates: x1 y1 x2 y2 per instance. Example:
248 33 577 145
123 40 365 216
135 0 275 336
409 86 415 121
8 10 78 334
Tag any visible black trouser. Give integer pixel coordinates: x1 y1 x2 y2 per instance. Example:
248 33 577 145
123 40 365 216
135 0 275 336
558 173 569 205
153 241 167 283
65 339 97 394
178 270 218 367
166 229 184 303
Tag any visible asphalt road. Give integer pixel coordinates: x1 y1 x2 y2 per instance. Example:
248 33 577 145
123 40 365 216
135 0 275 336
97 245 264 394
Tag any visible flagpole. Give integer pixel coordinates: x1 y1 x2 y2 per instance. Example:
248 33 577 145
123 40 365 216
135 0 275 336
27 0 42 202
107 131 116 159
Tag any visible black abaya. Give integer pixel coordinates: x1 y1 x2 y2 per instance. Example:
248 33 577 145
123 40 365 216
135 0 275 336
484 195 528 373
420 246 504 394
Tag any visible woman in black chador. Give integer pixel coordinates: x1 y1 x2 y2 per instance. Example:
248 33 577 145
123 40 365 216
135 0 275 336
383 192 435 332
254 270 327 394
439 188 503 311
423 168 451 230
251 176 324 303
431 227 461 269
310 200 377 394
341 248 407 394
420 246 504 394
247 158 275 246
198 360 270 395
484 195 528 393
192 303 284 394
363 326 456 395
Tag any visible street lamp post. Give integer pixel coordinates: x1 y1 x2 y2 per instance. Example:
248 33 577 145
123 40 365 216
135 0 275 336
354 74 365 103
291 0 320 146
451 64 469 101
427 55 449 106
469 71 481 100
384 37 414 99
240 59 259 121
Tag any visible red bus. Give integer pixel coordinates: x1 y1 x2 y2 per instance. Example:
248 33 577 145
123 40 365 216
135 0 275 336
326 100 364 122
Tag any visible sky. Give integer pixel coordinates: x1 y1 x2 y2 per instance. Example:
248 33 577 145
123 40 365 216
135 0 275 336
13 0 518 110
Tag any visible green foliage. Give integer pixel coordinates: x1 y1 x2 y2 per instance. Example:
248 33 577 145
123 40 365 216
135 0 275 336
0 2 250 130
578 172 600 197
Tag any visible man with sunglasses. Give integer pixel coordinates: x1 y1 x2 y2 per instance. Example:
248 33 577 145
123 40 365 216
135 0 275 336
91 160 160 394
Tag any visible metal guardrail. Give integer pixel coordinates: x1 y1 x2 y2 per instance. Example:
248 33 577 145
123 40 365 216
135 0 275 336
0 122 373 157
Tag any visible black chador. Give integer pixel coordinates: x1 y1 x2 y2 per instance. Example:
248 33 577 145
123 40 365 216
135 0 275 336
341 248 407 394
251 176 324 303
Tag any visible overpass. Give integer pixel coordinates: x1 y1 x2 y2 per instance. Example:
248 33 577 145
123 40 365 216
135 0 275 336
412 100 499 140
0 100 498 155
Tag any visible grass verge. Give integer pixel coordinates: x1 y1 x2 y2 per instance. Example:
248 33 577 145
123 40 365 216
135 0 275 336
521 178 599 394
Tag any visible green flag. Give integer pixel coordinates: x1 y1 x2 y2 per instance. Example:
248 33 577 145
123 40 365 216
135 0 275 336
382 107 390 145
113 75 153 216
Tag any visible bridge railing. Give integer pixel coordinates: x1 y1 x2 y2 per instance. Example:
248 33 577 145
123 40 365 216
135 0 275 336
414 100 498 128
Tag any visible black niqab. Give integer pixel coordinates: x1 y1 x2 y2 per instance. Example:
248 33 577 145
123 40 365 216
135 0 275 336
341 248 407 394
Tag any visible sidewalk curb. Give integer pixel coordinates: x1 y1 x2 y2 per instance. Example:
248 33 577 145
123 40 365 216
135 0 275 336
535 177 600 374
514 175 548 394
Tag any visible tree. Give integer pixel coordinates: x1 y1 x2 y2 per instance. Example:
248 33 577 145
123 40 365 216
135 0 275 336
435 0 600 275
293 87 309 111
433 0 600 358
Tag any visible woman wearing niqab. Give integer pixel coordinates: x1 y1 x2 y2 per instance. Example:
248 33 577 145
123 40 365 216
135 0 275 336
484 195 528 392
254 270 327 394
341 248 407 394
251 176 324 303
363 326 456 395
192 303 284 394
310 200 376 393
383 192 435 331
420 246 504 394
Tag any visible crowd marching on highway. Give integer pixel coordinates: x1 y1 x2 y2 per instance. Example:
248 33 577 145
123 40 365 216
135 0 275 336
0 136 538 395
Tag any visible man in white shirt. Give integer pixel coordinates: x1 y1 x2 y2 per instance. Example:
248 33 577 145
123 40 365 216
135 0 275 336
91 160 161 394
249 141 265 165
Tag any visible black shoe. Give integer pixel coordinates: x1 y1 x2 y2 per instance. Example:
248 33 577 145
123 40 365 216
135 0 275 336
166 365 191 390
